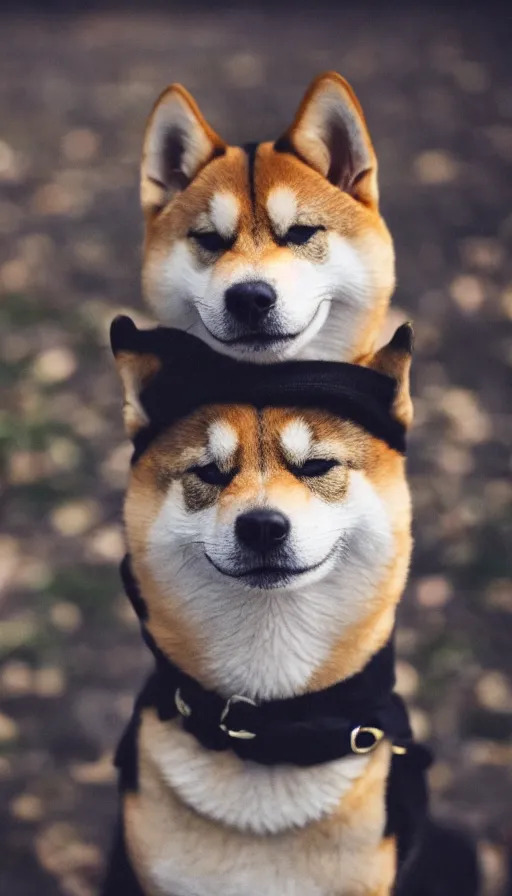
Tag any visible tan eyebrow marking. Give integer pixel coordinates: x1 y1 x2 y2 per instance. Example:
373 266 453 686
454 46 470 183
209 192 240 237
207 420 239 465
280 419 312 465
266 186 298 236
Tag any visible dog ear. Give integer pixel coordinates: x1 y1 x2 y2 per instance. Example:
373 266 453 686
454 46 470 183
140 84 227 222
110 316 162 438
275 72 378 208
368 323 414 428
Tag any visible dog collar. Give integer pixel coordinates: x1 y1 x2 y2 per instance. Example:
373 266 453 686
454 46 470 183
110 316 409 464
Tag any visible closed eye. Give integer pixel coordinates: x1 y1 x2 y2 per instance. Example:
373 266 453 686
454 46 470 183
188 230 235 253
188 462 238 487
282 224 325 246
288 458 340 478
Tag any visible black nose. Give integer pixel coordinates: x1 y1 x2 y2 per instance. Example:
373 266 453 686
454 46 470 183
225 280 277 329
236 509 290 553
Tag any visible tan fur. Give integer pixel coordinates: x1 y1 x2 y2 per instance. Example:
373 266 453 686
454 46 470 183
115 351 162 437
115 333 412 895
369 341 413 428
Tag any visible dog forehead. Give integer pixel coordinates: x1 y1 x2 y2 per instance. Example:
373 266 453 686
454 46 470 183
187 407 327 466
189 143 317 210
203 408 321 469
136 406 374 475
156 142 337 238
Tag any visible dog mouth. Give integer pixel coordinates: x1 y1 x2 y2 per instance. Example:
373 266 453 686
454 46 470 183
204 551 335 588
198 304 327 353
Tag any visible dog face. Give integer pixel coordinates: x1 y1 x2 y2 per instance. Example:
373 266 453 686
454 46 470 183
141 73 394 363
114 327 412 697
128 406 396 593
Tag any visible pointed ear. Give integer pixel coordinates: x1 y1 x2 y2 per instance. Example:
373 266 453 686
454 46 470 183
110 316 162 438
368 323 414 428
275 72 378 207
141 84 227 222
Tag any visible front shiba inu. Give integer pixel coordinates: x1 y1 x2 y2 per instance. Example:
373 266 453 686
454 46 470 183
141 72 394 363
102 316 436 896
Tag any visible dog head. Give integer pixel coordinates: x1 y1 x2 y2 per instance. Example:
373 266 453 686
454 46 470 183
112 320 412 697
140 72 394 364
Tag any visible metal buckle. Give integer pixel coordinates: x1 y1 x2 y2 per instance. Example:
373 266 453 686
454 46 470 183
219 694 257 740
350 725 385 754
175 688 192 718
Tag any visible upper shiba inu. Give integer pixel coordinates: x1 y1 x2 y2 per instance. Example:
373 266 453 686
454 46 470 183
103 315 432 896
140 72 395 363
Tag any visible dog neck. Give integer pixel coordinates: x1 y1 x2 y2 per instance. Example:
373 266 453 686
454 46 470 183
130 543 405 704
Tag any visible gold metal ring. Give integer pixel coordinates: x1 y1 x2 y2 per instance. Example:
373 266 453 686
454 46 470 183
175 688 192 718
219 694 257 740
392 744 408 755
350 726 385 754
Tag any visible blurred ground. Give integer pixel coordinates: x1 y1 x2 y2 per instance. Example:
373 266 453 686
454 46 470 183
0 3 511 895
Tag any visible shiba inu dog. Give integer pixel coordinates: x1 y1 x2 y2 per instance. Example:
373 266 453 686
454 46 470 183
140 72 395 363
103 315 432 896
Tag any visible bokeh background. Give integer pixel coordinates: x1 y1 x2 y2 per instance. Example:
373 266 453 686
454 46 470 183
1 2 511 894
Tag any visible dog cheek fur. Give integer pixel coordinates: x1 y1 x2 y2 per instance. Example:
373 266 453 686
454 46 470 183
283 470 394 593
145 485 213 583
143 239 213 329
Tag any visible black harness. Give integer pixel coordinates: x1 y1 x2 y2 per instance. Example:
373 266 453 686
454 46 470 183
113 555 432 887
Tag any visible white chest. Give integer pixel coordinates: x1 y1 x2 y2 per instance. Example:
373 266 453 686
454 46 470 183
123 711 394 896
142 710 369 835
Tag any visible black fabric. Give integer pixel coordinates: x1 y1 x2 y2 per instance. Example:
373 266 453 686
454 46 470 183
101 817 146 896
395 820 480 896
110 316 407 463
387 740 433 890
